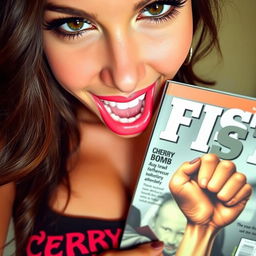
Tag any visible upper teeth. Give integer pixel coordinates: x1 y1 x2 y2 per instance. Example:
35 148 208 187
103 93 145 110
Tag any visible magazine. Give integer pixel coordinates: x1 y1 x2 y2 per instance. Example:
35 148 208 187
120 81 256 256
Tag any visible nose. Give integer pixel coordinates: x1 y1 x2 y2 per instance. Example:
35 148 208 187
99 30 145 93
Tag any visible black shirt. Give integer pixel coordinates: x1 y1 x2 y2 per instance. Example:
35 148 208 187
26 208 125 256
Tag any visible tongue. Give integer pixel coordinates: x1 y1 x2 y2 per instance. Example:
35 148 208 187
110 100 143 118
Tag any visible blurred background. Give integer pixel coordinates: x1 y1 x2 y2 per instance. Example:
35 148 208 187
195 0 256 97
3 0 256 255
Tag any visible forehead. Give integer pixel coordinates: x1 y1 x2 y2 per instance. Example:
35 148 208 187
44 0 152 17
158 201 183 217
156 202 186 226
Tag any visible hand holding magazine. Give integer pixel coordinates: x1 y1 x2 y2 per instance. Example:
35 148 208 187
120 81 256 256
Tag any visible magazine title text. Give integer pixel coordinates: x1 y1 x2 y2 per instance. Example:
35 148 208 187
160 97 256 164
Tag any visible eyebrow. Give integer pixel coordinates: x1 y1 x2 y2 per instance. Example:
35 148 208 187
44 0 152 19
44 3 97 20
134 0 152 11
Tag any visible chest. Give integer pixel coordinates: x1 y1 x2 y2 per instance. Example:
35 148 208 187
51 140 144 220
50 121 149 220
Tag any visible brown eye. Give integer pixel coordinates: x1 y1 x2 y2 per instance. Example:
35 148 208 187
66 20 85 31
147 4 164 15
59 18 93 33
139 3 172 19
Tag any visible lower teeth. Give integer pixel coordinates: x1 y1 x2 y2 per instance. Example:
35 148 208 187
110 112 142 123
102 99 145 123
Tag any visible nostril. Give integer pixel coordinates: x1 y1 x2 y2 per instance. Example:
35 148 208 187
99 68 114 87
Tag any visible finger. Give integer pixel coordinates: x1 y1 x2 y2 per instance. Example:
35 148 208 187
197 154 220 189
135 241 164 256
207 160 236 193
217 172 247 202
225 183 253 207
100 241 164 256
169 157 201 194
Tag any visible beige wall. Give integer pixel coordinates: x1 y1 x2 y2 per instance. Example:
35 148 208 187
195 0 256 97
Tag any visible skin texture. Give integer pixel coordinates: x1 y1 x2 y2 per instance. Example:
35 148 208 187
0 0 252 256
43 0 193 132
42 1 251 255
43 0 193 227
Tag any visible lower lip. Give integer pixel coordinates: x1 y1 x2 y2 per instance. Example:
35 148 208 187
92 82 156 135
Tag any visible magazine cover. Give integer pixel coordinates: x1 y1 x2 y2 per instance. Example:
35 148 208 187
120 81 256 256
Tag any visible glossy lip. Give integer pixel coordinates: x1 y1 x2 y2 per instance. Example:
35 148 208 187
92 81 157 135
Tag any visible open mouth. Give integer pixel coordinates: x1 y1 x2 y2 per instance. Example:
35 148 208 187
101 93 145 123
92 81 157 135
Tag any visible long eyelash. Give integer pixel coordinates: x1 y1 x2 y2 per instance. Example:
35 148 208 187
147 9 179 24
141 0 187 23
43 17 90 39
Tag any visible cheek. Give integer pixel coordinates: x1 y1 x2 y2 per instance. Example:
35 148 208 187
43 37 100 93
150 33 192 75
142 9 193 76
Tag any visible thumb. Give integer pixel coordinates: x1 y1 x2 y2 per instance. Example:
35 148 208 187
100 241 164 256
136 241 164 256
169 157 201 194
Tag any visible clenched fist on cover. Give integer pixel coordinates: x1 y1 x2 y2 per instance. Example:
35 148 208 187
169 154 252 256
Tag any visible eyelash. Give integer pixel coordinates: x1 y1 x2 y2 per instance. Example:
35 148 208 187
138 0 186 23
44 0 186 40
44 17 94 40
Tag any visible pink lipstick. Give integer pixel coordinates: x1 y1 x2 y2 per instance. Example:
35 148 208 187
92 82 156 135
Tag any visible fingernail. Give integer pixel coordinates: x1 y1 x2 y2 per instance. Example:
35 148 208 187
189 157 200 164
226 199 236 206
151 241 164 249
200 178 207 188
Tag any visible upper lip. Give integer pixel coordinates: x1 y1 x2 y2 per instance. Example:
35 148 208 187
92 81 157 102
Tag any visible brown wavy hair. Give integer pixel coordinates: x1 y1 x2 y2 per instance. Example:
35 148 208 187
0 0 222 255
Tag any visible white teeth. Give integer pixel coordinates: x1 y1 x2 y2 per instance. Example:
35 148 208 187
109 113 141 123
136 113 141 119
109 101 116 107
128 98 139 108
138 94 145 101
128 117 136 123
103 93 145 110
110 113 120 121
101 93 146 123
116 102 129 110
105 105 111 114
119 118 129 123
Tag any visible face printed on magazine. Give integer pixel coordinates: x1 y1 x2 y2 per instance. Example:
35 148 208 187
151 197 186 255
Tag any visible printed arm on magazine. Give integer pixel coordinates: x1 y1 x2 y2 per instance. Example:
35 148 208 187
170 153 253 256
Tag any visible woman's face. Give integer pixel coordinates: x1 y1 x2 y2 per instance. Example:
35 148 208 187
43 0 193 136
